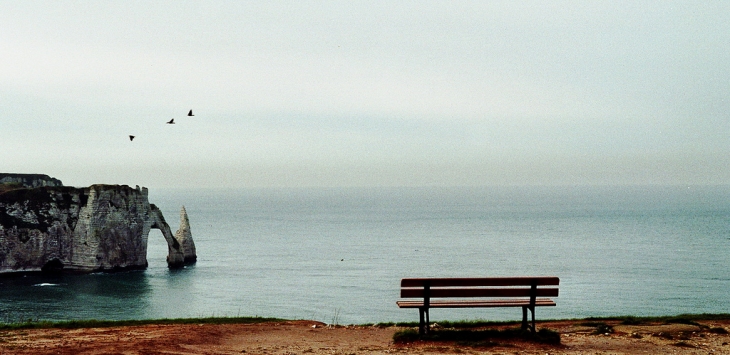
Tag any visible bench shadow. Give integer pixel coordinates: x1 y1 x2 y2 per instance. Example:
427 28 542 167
393 326 561 346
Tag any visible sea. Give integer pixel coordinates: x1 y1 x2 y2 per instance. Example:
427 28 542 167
1 185 728 325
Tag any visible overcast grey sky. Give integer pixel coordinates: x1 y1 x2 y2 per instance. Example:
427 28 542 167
1 1 728 188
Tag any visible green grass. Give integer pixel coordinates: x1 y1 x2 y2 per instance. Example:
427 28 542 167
378 313 730 329
389 313 730 344
0 316 285 331
0 182 24 194
580 313 730 326
3 313 728 333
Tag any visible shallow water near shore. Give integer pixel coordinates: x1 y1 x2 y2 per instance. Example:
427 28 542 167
1 186 729 324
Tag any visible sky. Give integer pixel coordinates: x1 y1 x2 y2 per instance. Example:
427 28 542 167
1 1 729 189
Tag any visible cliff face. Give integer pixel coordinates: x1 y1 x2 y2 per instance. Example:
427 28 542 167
0 184 196 273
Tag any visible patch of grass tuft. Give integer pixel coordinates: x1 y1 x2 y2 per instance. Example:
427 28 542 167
709 327 729 334
663 317 701 326
392 328 420 342
673 341 696 348
619 316 643 325
578 321 615 334
370 321 418 328
580 313 730 325
595 323 615 335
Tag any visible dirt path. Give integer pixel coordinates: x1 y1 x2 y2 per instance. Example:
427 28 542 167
1 318 729 354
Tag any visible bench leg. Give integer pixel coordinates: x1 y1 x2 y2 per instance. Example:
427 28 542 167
419 308 424 335
531 306 536 333
521 306 536 333
418 307 430 336
522 306 528 331
426 307 430 334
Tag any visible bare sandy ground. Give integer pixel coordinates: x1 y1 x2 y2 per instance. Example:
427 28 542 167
1 318 729 354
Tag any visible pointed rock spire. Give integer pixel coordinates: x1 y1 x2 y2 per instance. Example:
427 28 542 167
174 205 197 264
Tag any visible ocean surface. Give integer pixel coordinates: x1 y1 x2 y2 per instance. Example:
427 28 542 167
1 186 728 325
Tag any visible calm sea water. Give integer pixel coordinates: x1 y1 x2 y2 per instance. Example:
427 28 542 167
1 186 728 324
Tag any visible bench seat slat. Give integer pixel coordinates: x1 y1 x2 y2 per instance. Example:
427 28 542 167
400 287 559 298
396 298 557 308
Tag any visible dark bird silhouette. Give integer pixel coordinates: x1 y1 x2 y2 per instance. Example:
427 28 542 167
166 118 175 124
129 135 135 141
188 109 194 116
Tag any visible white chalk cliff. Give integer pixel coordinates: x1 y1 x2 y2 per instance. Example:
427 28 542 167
174 206 197 264
0 184 196 273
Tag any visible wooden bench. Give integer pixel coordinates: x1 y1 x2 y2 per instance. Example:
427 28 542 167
396 276 559 335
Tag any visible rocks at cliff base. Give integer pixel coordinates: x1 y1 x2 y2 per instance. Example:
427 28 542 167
0 180 197 274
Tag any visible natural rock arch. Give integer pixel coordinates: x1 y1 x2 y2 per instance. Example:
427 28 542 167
148 204 185 267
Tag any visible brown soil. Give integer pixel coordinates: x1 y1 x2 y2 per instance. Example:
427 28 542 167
1 318 729 355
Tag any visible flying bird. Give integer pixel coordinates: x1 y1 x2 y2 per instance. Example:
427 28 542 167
129 135 135 141
166 118 175 124
187 109 194 116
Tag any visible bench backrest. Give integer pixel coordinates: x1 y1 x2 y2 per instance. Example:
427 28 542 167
400 276 559 299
